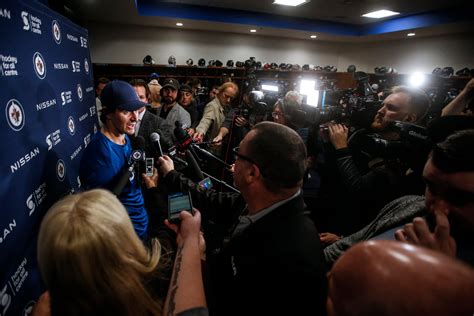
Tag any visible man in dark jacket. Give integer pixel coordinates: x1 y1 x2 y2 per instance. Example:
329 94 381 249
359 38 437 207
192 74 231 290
325 128 474 268
322 85 431 234
129 79 173 158
159 122 327 316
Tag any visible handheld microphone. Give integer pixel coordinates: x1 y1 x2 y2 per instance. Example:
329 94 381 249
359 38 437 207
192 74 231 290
174 121 193 151
185 147 204 181
150 132 164 157
111 148 145 196
131 135 146 151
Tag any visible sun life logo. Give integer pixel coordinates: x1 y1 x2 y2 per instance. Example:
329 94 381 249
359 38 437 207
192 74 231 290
5 99 25 131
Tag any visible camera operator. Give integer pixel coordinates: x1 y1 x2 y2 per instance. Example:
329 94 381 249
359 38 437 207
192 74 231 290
442 78 474 116
213 88 267 150
323 85 431 234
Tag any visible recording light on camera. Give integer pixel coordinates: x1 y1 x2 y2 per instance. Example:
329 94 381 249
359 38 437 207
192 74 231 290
262 84 279 92
299 79 319 107
408 72 425 88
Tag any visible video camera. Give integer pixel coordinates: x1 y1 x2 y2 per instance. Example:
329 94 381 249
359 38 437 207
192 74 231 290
235 90 269 120
296 72 382 129
354 121 431 170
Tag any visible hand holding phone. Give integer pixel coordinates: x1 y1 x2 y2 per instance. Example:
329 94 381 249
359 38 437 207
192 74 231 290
168 192 193 223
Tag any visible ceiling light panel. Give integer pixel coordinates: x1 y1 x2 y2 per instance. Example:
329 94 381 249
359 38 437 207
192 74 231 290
362 10 400 19
273 0 309 7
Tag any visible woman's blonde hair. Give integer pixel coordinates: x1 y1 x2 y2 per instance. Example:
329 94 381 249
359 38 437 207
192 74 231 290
37 189 162 316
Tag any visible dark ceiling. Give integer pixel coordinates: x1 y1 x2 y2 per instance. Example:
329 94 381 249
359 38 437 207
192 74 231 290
53 0 474 41
161 0 472 25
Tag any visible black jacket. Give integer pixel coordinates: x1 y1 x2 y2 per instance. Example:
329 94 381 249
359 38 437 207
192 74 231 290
210 194 327 316
137 110 174 158
163 171 328 315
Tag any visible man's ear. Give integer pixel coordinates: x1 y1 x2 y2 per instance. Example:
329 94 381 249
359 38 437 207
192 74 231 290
406 113 417 123
246 164 262 184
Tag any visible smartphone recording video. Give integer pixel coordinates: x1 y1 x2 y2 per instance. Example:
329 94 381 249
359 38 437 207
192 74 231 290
168 192 193 223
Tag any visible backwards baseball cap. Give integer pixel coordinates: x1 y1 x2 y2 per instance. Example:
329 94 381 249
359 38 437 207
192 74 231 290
162 78 180 90
101 80 147 111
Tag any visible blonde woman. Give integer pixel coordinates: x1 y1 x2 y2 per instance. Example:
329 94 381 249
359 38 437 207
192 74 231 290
35 189 207 316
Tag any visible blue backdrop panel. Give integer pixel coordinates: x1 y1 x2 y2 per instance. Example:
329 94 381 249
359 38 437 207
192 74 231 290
0 1 98 314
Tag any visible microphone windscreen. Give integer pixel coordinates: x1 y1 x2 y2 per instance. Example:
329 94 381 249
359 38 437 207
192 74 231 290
150 132 160 142
174 124 189 141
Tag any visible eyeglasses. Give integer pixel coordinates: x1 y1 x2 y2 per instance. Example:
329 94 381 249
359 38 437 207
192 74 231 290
232 146 258 166
233 147 267 177
272 111 284 119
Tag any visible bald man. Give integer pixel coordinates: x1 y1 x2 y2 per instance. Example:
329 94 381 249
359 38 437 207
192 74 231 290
327 240 474 316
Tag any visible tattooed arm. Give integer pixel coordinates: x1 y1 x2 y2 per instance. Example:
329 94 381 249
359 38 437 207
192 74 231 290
164 209 207 316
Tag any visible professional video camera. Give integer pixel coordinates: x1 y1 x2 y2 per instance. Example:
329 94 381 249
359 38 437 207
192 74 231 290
235 90 269 120
299 72 382 129
351 120 431 170
194 86 209 104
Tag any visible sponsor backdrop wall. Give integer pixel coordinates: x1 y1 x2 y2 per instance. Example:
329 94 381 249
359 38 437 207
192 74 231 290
0 1 97 314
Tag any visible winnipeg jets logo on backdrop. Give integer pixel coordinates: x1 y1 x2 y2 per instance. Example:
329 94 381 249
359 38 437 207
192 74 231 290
33 52 46 79
5 99 25 131
77 84 83 101
84 58 89 74
52 20 61 44
67 116 75 135
56 159 66 181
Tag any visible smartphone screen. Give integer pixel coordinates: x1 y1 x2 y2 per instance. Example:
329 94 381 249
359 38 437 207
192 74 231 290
145 158 154 176
168 192 193 222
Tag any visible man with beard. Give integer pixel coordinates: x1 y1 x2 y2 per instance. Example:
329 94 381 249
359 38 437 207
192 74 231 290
179 84 199 135
324 129 474 267
157 78 191 129
321 86 431 234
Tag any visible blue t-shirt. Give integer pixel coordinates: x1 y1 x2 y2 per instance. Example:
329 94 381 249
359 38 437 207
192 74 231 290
79 132 148 239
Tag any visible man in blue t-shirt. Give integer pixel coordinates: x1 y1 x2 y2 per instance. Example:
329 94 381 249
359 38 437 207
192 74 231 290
80 80 149 239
